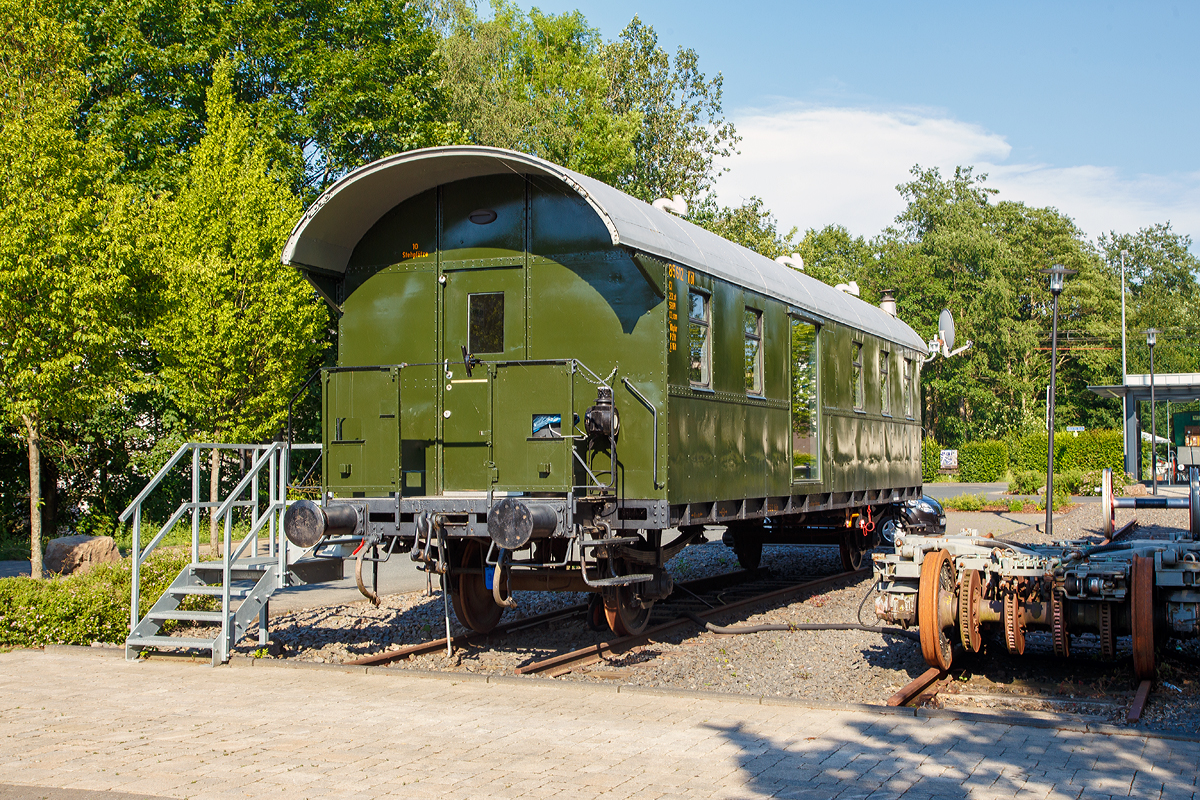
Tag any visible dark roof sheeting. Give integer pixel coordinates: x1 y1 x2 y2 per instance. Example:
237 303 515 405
282 146 928 351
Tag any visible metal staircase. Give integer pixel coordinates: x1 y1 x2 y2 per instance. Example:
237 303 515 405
120 441 323 665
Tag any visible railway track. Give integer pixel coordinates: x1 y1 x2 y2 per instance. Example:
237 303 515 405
347 567 869 673
887 659 1156 723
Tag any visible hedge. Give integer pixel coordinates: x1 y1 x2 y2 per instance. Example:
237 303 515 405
958 440 1007 482
0 549 202 648
921 437 940 482
1008 429 1123 474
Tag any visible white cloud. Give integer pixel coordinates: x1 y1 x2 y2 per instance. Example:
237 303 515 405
715 104 1200 247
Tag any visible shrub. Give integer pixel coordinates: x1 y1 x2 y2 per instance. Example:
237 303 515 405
958 440 1008 482
942 493 986 511
1007 499 1025 513
921 437 940 482
1008 470 1043 495
0 549 197 648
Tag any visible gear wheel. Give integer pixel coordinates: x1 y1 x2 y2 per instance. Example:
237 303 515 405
1051 590 1069 658
1099 601 1115 661
1003 590 1025 656
958 569 981 653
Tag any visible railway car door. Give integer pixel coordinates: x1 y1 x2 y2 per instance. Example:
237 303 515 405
439 174 530 493
441 267 527 491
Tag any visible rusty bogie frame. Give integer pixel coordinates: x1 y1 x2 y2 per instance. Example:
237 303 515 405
874 470 1200 680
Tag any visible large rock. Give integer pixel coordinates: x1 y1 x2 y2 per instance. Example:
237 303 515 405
1124 483 1148 497
44 535 121 576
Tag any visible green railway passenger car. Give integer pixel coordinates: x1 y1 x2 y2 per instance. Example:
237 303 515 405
281 146 931 635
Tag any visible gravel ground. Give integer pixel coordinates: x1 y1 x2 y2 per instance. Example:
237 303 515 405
178 503 1200 735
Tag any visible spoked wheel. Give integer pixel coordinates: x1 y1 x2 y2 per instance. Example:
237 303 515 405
1131 555 1156 680
603 560 652 636
450 539 504 634
958 568 982 653
918 549 955 670
840 529 866 571
733 537 763 571
1003 591 1025 655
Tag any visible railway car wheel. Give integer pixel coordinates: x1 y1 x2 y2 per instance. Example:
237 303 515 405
602 561 652 636
1131 555 1156 680
586 593 607 632
957 568 982 653
450 540 504 634
733 537 762 571
1051 591 1069 658
840 531 866 571
918 549 955 669
1003 592 1025 655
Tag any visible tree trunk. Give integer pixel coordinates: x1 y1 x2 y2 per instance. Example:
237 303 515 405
21 414 41 579
209 448 221 557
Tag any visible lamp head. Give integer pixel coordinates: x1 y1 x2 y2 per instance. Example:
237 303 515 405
1146 328 1158 348
1041 264 1076 296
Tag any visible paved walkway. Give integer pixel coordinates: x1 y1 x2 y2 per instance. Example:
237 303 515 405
0 649 1195 800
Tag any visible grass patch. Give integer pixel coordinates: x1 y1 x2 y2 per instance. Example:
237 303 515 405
941 492 1068 514
0 549 212 648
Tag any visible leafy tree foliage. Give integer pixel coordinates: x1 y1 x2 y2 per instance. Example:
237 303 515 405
688 195 797 258
603 16 739 203
52 0 455 193
0 1 157 574
437 0 638 183
151 61 328 550
870 167 1114 445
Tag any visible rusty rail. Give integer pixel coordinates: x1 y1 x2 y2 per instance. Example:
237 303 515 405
1127 679 1153 723
515 568 870 677
887 666 950 707
346 568 766 668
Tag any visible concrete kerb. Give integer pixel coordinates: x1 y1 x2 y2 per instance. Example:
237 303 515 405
38 642 1200 743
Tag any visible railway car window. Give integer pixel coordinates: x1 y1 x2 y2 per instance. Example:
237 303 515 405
688 290 710 387
880 350 891 416
791 319 819 480
852 342 864 411
468 292 504 353
744 308 763 395
903 358 913 418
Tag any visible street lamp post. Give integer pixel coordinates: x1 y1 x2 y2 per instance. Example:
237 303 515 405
1042 265 1075 539
1120 250 1129 472
1147 328 1159 496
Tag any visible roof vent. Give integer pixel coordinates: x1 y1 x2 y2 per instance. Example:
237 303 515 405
775 253 804 271
880 290 897 317
652 195 688 216
835 281 860 297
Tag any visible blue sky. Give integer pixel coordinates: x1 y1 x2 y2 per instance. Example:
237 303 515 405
522 0 1200 248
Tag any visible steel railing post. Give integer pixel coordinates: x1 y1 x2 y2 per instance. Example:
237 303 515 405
130 505 141 632
191 445 200 565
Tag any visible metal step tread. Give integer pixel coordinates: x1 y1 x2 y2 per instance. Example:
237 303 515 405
194 558 276 571
146 610 225 622
587 573 653 587
169 586 252 598
579 537 642 548
126 634 216 650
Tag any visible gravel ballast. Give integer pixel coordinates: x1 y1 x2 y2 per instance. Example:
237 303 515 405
182 502 1199 734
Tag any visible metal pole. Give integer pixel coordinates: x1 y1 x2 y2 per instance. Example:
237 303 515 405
1120 249 1128 474
1046 292 1060 538
1150 343 1157 496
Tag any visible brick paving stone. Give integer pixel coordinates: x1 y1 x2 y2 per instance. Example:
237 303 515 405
2 650 1199 800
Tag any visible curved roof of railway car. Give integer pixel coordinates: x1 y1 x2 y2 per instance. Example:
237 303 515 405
282 146 928 351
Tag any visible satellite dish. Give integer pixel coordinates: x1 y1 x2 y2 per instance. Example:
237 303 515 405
938 309 955 353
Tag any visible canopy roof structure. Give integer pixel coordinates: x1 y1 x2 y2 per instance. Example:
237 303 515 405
1088 373 1200 403
282 146 927 352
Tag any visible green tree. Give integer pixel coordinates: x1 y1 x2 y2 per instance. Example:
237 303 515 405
53 0 455 193
0 1 155 576
603 16 739 203
872 166 1110 445
152 61 328 552
437 0 639 184
796 225 876 289
689 195 798 259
